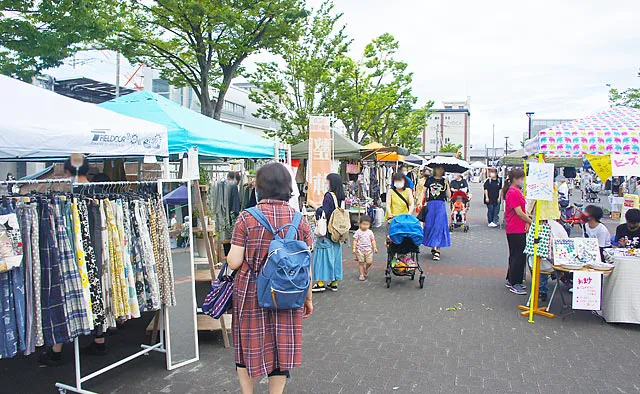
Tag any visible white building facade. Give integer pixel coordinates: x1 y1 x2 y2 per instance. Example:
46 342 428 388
423 98 471 160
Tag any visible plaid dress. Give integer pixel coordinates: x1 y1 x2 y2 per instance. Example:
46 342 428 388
231 200 312 378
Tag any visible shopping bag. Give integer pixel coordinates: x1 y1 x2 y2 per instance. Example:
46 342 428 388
202 263 235 319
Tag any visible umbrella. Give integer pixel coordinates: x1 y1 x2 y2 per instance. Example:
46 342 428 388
163 185 189 205
405 154 426 165
425 156 471 174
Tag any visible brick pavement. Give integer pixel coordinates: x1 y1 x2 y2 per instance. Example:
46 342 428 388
2 183 640 393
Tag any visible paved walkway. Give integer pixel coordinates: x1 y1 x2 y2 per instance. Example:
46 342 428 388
2 183 640 393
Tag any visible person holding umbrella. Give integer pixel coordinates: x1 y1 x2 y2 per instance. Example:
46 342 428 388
419 164 452 261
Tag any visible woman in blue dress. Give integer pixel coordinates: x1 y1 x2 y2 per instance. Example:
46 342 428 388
419 165 451 261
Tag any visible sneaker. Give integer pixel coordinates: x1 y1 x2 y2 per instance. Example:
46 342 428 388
505 280 511 288
83 341 107 356
488 222 498 228
38 348 63 367
508 284 527 295
312 283 326 293
328 281 339 292
539 293 548 303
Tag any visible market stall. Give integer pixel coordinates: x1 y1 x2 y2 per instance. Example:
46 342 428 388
521 106 640 323
0 76 195 393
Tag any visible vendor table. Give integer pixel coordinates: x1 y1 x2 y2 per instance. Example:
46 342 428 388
602 256 640 324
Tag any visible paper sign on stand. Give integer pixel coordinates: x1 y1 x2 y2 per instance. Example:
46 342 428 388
526 162 555 201
621 194 640 224
586 154 612 183
307 116 332 208
611 154 640 177
572 271 602 310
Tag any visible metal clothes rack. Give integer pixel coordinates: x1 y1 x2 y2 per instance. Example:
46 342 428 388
0 178 168 394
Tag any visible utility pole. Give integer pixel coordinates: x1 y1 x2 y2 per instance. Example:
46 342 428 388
115 52 121 98
526 112 535 139
504 136 510 157
492 123 496 162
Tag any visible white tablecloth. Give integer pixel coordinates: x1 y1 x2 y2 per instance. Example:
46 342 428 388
602 257 640 324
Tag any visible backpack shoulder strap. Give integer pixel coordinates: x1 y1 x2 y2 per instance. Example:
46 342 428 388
329 192 340 209
281 211 302 240
246 207 276 235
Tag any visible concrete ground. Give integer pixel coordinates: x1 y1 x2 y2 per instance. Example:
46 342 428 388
2 182 640 393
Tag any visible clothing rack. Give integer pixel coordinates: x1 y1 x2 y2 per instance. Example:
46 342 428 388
2 178 170 394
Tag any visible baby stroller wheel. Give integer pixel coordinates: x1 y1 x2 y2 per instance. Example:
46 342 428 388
419 275 425 289
464 226 469 233
411 274 415 280
386 277 391 288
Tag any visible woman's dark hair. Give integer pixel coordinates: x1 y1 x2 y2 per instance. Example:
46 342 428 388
326 173 345 201
227 171 240 181
625 208 640 224
501 168 525 197
64 157 89 176
255 162 292 202
359 215 372 224
584 205 604 222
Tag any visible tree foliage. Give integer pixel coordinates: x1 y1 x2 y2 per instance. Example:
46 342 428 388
248 0 350 144
120 0 307 119
440 143 462 153
608 71 640 109
0 0 123 81
325 33 430 152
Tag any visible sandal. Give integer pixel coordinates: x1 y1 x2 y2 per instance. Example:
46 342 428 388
359 275 366 281
433 251 441 261
430 248 436 256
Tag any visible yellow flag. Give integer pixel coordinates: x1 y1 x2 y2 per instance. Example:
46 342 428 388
586 154 612 183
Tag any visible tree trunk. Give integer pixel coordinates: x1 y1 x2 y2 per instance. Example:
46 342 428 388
213 67 236 120
199 82 214 118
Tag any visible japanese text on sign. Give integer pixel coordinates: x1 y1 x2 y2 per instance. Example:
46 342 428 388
525 162 554 201
585 154 612 183
611 154 640 177
572 271 602 310
307 116 332 208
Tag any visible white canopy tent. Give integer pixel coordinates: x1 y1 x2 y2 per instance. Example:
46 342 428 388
0 75 168 160
470 161 488 169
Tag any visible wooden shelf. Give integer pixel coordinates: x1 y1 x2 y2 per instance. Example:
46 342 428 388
146 313 231 333
195 269 213 282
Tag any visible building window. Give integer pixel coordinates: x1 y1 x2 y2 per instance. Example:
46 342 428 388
222 100 246 116
429 139 437 144
458 106 464 109
152 79 170 99
444 105 452 109
445 138 450 143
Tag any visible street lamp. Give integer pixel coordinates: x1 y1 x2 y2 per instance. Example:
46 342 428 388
526 112 535 140
504 136 510 156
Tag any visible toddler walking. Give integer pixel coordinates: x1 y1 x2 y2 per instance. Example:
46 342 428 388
352 215 378 281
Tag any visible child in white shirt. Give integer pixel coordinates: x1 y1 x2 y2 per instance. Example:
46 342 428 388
582 205 611 260
352 215 378 281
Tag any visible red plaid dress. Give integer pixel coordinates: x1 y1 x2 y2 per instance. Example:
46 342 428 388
231 200 313 378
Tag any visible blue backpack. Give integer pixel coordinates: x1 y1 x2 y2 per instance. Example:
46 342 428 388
246 207 311 309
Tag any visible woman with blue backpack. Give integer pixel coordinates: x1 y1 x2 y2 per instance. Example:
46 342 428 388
312 173 346 292
227 162 313 394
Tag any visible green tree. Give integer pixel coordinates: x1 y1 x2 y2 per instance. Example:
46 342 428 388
440 143 462 153
121 0 307 119
0 0 123 81
325 33 422 146
369 102 433 153
248 0 350 144
607 69 640 109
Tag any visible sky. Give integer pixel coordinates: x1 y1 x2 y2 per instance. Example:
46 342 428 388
50 0 640 150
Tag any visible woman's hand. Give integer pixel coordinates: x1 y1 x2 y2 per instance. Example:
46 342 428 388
303 298 313 318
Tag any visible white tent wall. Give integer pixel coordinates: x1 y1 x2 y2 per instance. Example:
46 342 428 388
0 75 168 160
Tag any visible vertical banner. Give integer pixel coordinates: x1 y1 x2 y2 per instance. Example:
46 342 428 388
307 116 332 208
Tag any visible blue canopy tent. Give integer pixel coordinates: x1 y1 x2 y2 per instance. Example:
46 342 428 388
163 185 189 205
100 91 274 158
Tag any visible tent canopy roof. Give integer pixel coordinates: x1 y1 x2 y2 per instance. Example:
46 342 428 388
100 91 274 158
291 132 364 159
0 75 168 160
524 106 640 158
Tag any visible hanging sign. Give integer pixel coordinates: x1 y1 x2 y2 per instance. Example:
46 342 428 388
611 154 640 177
572 271 602 310
525 162 554 201
307 116 332 208
620 194 640 224
585 154 612 183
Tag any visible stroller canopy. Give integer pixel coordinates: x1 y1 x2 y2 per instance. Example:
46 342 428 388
451 190 469 202
388 214 423 245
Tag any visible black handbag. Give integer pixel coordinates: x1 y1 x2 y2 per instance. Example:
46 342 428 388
417 204 428 222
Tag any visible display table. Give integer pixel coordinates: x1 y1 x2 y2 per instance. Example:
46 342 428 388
602 256 640 324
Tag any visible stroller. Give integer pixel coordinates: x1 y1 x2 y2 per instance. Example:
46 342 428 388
386 214 425 289
449 190 470 233
583 182 601 203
